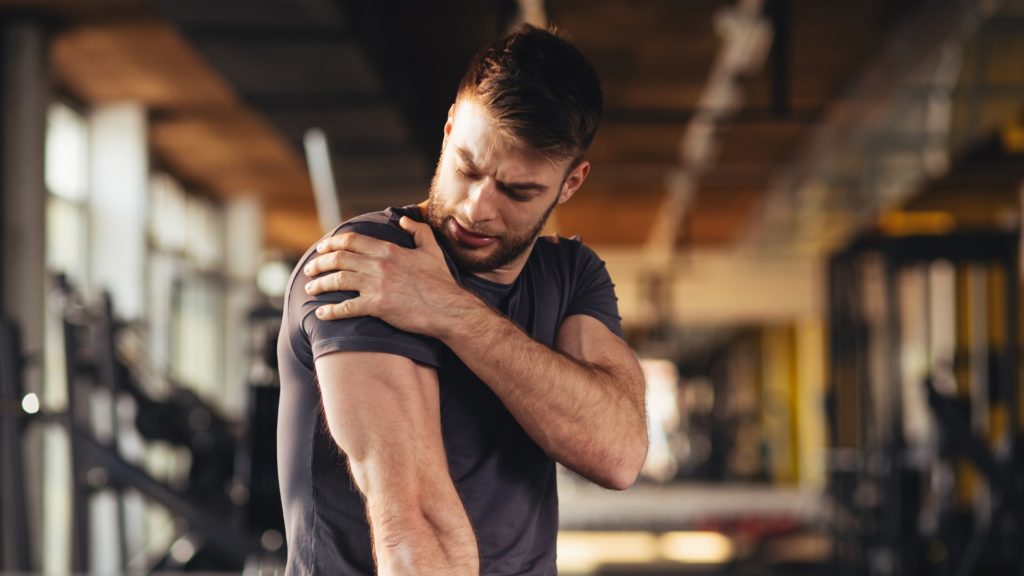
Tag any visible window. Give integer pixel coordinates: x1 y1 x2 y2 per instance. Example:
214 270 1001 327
41 100 92 575
44 102 90 294
147 173 227 408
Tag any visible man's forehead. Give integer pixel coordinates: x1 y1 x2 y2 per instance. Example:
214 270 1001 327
453 139 559 183
450 103 566 174
451 101 506 154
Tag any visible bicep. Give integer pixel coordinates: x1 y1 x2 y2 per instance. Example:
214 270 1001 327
555 314 643 385
315 351 447 500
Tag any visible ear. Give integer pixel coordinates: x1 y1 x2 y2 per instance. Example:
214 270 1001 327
442 104 455 144
558 160 590 204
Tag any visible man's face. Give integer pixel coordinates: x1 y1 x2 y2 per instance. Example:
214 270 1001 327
428 98 589 280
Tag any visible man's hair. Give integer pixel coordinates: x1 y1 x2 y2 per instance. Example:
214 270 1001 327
456 24 603 163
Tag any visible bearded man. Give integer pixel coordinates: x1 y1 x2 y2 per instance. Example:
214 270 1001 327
277 24 648 576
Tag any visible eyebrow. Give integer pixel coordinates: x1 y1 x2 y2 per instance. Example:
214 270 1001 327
455 146 549 193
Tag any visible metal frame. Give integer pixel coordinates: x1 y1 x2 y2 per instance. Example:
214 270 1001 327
827 230 1022 576
0 316 30 571
55 277 266 572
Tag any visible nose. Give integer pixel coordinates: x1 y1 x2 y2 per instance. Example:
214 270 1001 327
459 179 499 226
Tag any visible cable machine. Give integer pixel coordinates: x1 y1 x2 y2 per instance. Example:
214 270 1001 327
2 274 286 573
53 275 281 573
827 231 1023 576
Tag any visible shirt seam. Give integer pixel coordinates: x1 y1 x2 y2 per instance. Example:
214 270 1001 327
313 335 436 356
562 308 623 337
298 307 320 339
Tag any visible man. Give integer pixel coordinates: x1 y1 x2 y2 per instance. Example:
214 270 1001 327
277 24 647 575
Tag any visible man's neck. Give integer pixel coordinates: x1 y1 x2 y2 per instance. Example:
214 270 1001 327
468 241 536 286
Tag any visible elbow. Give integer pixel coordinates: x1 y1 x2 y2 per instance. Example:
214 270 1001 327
599 377 649 491
597 435 648 491
599 469 639 491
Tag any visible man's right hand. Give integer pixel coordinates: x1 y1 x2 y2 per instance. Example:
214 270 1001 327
303 217 474 340
315 351 479 575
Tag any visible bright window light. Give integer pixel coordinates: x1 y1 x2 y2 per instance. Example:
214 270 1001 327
640 358 681 481
45 103 89 202
659 531 735 564
149 173 188 252
257 259 293 300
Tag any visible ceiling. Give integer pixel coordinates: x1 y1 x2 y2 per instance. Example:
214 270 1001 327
5 0 1003 256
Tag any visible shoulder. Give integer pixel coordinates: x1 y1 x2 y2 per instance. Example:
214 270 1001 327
304 206 419 270
534 234 606 275
533 235 616 301
283 206 418 306
332 206 419 249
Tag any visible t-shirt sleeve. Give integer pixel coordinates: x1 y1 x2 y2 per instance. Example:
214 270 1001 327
564 242 626 339
298 218 443 368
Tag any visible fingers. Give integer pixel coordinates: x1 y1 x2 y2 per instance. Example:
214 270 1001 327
311 220 436 277
315 232 390 258
398 216 441 253
304 271 364 295
315 297 366 321
304 248 370 277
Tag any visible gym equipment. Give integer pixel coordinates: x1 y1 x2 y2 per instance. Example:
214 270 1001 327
237 304 285 538
827 231 1023 576
53 275 281 572
0 316 31 572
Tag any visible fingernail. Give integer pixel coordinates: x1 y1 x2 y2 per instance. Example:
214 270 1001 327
316 241 325 252
316 307 326 317
305 282 313 292
304 264 313 275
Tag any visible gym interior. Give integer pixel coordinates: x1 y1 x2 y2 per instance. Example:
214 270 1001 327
2 0 1024 574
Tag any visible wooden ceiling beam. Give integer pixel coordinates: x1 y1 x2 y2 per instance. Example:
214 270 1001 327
149 0 344 28
177 23 352 43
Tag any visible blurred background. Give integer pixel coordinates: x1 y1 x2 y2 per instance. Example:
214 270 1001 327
1 0 1024 574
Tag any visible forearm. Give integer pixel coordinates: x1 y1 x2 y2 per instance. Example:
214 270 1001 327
367 492 478 575
348 448 479 573
440 296 647 489
316 352 478 575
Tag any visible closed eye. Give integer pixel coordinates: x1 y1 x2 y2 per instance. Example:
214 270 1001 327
499 184 532 202
457 163 536 202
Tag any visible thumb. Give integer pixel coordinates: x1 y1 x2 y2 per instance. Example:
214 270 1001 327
399 216 439 251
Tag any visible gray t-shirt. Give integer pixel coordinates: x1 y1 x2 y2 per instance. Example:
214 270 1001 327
277 205 623 575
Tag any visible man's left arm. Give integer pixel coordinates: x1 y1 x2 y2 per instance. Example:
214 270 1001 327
444 299 648 490
303 216 648 490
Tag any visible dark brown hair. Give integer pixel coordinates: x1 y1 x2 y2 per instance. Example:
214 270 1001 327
456 24 603 163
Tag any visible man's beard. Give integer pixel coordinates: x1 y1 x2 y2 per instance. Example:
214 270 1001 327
427 162 558 274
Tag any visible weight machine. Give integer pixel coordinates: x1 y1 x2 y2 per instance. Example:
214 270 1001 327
0 275 285 573
827 231 1023 576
